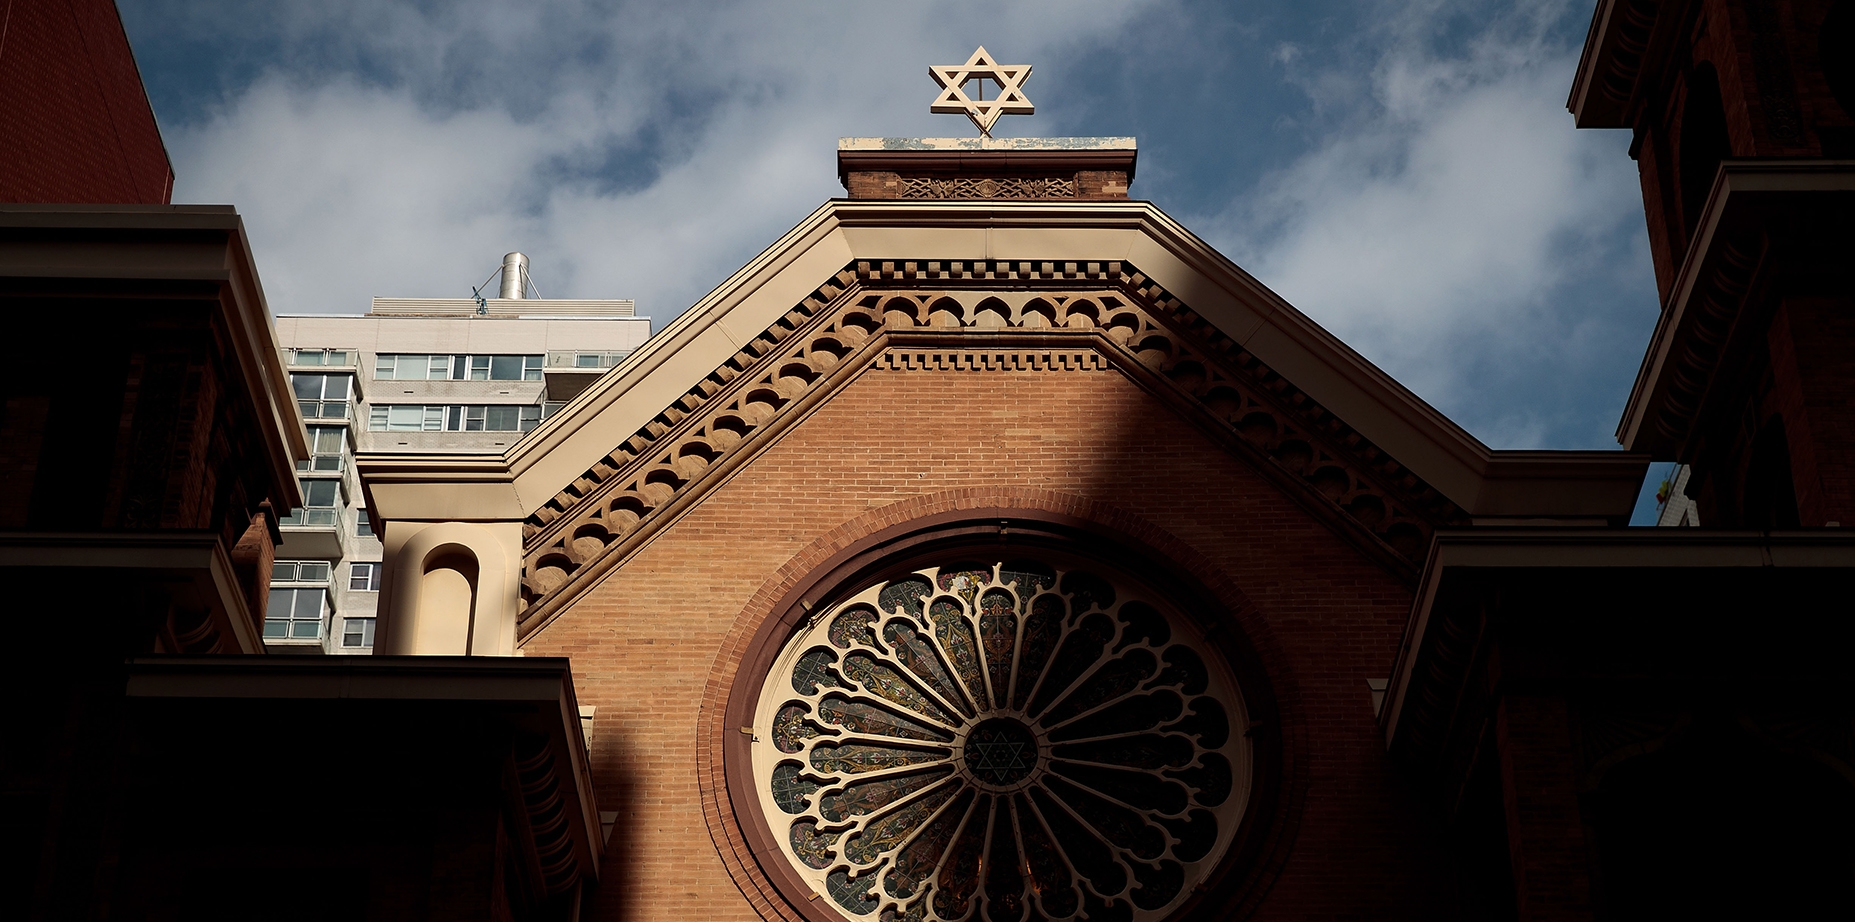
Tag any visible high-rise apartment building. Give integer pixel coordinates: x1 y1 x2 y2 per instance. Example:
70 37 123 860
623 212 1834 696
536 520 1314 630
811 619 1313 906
269 264 647 654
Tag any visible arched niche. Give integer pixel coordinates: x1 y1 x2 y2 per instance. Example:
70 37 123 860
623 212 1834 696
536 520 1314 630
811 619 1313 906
379 521 519 655
416 548 479 654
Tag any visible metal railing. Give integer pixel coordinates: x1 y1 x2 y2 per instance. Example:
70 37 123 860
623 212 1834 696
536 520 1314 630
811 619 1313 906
295 456 344 473
279 508 340 527
545 350 632 369
298 400 350 421
283 348 358 368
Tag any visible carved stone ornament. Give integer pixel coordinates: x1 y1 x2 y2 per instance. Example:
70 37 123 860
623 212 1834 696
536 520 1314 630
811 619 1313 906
898 177 1077 200
752 557 1249 922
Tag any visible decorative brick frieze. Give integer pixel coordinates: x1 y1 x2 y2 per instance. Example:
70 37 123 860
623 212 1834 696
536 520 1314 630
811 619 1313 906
896 175 1078 199
878 349 1104 372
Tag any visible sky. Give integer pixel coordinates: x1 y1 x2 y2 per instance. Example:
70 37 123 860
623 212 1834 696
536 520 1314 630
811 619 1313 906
118 0 1672 522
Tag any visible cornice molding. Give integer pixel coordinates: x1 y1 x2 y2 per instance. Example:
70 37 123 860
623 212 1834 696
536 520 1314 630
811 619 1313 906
1567 0 1682 129
1616 161 1855 455
1381 527 1855 769
0 204 308 508
499 200 1539 510
380 200 1639 520
511 266 1485 637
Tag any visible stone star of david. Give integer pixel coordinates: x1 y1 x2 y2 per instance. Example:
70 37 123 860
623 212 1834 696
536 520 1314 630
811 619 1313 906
929 46 1033 137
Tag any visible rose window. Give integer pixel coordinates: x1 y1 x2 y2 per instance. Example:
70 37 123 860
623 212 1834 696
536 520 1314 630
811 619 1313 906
751 559 1250 922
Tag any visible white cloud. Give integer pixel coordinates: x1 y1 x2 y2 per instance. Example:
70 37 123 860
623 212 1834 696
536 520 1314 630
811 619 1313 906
168 0 1154 320
162 0 1657 449
1204 0 1653 447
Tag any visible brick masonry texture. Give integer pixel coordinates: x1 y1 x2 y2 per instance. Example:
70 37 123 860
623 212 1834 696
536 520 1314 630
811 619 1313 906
0 0 173 204
521 363 1458 921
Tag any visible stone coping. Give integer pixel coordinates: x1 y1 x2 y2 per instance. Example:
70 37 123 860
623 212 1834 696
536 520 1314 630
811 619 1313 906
838 136 1136 151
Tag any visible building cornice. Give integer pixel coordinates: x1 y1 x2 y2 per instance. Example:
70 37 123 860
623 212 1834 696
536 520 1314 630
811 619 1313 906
125 654 603 886
0 530 262 655
1567 0 1689 129
1381 527 1855 751
0 204 308 507
1616 161 1855 455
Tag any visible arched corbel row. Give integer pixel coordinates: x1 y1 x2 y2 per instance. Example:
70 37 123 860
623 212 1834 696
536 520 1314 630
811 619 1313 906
516 259 1467 623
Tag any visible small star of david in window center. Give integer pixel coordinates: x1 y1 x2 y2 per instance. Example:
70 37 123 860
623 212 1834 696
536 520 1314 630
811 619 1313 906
964 718 1038 785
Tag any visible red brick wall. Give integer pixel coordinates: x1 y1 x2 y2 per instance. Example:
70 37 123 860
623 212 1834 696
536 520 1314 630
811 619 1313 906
1766 294 1855 527
522 364 1459 921
0 0 173 204
1629 0 1852 301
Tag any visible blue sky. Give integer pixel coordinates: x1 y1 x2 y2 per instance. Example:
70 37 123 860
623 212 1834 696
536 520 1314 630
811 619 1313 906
118 0 1670 521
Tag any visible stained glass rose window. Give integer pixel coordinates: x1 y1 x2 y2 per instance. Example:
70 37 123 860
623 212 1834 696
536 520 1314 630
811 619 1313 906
751 558 1251 922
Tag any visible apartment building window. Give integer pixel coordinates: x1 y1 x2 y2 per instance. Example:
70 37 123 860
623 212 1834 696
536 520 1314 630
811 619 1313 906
349 562 381 591
369 405 444 431
342 618 376 648
368 404 542 433
375 354 451 380
296 425 346 472
286 348 353 366
375 354 542 381
356 510 375 537
291 373 352 420
267 561 330 640
281 477 342 526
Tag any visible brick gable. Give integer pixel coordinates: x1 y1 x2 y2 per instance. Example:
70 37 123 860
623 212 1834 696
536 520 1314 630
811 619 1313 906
521 366 1454 920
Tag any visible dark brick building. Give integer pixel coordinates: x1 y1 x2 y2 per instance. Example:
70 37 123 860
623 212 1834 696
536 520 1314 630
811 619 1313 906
1 4 603 919
0 0 172 204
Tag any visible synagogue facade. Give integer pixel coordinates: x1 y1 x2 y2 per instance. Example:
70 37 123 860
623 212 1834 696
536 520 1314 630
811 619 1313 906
359 134 1648 919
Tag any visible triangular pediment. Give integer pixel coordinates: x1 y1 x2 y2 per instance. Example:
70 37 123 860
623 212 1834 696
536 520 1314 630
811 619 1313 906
357 201 1647 642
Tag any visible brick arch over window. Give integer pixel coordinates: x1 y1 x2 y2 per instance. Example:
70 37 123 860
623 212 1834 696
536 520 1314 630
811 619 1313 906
695 488 1306 922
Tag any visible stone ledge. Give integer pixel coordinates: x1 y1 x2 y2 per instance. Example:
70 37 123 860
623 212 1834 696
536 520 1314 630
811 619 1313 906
837 137 1137 200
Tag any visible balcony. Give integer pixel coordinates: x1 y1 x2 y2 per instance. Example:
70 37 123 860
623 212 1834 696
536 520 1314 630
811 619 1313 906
297 399 352 423
277 506 348 559
295 454 344 473
543 350 631 401
283 348 358 370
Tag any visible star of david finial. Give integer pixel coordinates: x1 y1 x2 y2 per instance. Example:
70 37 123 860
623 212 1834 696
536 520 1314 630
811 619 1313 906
929 47 1033 137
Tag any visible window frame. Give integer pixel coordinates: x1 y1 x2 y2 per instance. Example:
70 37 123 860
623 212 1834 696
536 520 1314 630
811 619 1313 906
281 476 344 527
376 353 543 381
341 617 377 648
348 562 381 591
266 563 331 641
368 404 545 433
290 372 354 420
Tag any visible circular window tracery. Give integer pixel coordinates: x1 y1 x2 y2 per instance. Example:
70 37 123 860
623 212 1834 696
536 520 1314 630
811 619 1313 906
752 558 1251 922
